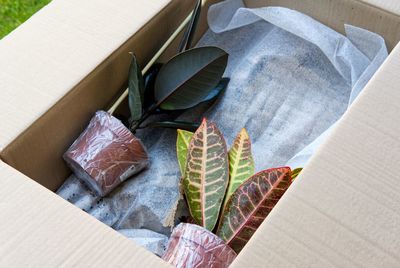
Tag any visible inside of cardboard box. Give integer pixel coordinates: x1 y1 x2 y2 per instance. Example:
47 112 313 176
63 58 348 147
3 0 400 193
57 0 399 260
2 0 400 261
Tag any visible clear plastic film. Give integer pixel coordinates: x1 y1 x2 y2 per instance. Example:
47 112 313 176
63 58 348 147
162 223 237 268
64 111 149 196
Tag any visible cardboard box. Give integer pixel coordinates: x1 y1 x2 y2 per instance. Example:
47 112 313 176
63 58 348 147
1 0 400 266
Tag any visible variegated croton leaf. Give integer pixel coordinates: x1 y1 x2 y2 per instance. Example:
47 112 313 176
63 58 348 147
183 118 229 231
176 129 194 176
291 167 303 181
223 128 254 209
216 167 292 253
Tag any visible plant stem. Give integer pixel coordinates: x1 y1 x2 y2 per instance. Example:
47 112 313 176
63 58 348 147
129 104 158 132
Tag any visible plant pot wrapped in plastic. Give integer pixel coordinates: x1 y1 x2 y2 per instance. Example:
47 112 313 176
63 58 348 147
64 111 149 196
162 223 237 268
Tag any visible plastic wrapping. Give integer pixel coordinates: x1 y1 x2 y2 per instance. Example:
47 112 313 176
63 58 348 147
118 229 168 257
64 111 149 196
58 2 388 253
162 223 237 268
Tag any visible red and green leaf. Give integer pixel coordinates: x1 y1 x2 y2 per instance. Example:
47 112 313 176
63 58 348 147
183 118 229 231
216 167 292 253
223 128 254 209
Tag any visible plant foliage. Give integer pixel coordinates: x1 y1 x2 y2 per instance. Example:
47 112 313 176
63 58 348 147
127 47 228 132
154 47 228 110
176 121 295 253
291 167 303 180
182 119 229 231
176 129 194 176
217 167 292 253
224 128 255 209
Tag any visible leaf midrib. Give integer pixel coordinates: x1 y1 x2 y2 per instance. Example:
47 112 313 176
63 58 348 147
229 135 244 195
201 123 207 227
157 54 226 108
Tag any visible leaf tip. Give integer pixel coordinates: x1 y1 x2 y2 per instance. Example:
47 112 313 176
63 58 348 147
239 128 250 139
201 117 208 127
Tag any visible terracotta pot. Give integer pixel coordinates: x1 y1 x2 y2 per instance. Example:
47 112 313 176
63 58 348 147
162 223 237 268
64 111 149 196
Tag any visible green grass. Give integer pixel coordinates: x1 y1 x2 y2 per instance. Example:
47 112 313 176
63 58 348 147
0 0 51 39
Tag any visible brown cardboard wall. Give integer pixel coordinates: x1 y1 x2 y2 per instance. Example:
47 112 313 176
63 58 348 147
3 0 400 193
1 0 400 266
0 0 195 191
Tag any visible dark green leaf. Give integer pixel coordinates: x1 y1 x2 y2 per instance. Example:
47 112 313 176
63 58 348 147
202 78 229 103
154 46 228 111
143 63 163 111
144 121 200 132
128 53 145 121
155 78 229 114
179 0 202 52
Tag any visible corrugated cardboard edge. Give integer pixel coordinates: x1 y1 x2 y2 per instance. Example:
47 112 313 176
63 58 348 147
0 0 195 191
1 0 400 266
231 27 400 268
0 161 170 267
360 0 400 17
0 0 170 150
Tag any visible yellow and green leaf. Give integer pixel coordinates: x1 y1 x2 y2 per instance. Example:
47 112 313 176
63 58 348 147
291 167 303 181
223 128 254 209
176 129 194 176
183 119 229 231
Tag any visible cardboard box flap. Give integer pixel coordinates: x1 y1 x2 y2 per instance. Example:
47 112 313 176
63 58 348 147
0 0 195 191
0 161 170 267
245 0 400 51
231 43 400 267
0 0 172 151
361 0 400 16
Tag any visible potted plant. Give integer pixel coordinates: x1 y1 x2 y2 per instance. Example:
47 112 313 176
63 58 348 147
63 0 230 196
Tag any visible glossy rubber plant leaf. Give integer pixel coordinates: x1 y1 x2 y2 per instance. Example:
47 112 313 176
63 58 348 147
223 128 254 209
202 78 230 103
177 130 194 176
291 167 303 181
157 78 230 114
183 118 229 231
143 63 163 111
128 53 145 122
178 0 202 52
217 167 292 253
154 46 228 110
145 121 199 132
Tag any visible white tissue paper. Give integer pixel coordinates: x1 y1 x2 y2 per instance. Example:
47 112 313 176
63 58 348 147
57 0 387 255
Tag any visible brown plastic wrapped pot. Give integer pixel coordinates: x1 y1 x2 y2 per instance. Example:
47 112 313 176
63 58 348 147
64 111 149 196
162 223 237 268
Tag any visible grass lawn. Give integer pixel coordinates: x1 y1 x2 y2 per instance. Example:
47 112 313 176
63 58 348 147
0 0 51 39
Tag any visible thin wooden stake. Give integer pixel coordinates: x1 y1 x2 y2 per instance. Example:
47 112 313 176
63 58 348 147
108 12 194 114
